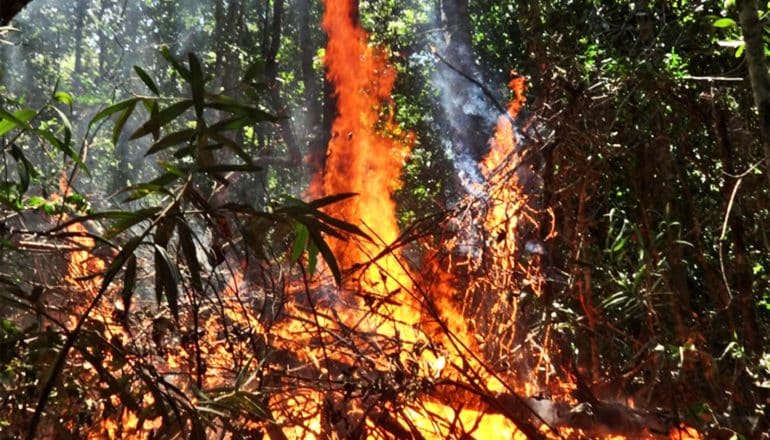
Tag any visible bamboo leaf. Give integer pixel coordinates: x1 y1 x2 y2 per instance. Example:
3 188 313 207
146 128 196 156
112 99 138 145
129 100 194 140
133 65 160 95
177 220 203 294
188 53 206 122
120 255 137 318
154 244 181 323
160 46 191 81
90 98 141 127
291 223 309 263
306 225 342 285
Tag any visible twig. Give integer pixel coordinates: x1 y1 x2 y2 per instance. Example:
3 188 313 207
718 178 742 302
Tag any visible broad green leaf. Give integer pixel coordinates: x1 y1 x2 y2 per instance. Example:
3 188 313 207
104 207 163 239
0 108 35 136
34 128 89 177
208 116 254 132
54 91 73 107
25 196 46 209
307 241 319 278
204 102 280 122
712 18 737 28
49 105 72 132
291 223 309 263
101 236 143 297
306 192 358 209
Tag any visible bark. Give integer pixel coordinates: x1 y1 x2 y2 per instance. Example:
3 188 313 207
72 0 87 90
738 0 770 186
0 0 32 26
263 0 302 166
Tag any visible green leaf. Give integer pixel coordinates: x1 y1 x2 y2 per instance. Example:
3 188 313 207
0 108 35 136
307 241 319 278
120 255 138 318
291 223 309 263
712 18 737 28
188 53 206 122
90 98 141 127
49 104 73 132
54 91 74 107
204 102 280 122
34 127 89 177
9 144 38 192
104 207 163 239
306 192 358 209
129 100 194 140
145 128 196 156
101 236 143 296
25 196 46 209
154 244 181 323
160 46 191 81
177 220 203 294
208 116 255 132
133 65 160 95
112 99 138 145
306 224 342 285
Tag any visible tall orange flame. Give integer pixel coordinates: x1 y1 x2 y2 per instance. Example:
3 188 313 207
319 0 418 331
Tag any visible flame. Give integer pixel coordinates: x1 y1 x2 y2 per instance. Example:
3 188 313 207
43 5 704 439
319 0 419 334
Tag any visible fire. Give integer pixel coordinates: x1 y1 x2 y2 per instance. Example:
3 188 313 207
319 0 418 334
41 2 704 438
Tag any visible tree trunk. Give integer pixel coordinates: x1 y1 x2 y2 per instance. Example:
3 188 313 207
436 0 496 164
263 0 302 166
72 0 87 91
0 0 33 26
738 0 770 186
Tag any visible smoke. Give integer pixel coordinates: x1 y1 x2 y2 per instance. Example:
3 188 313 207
416 3 504 196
